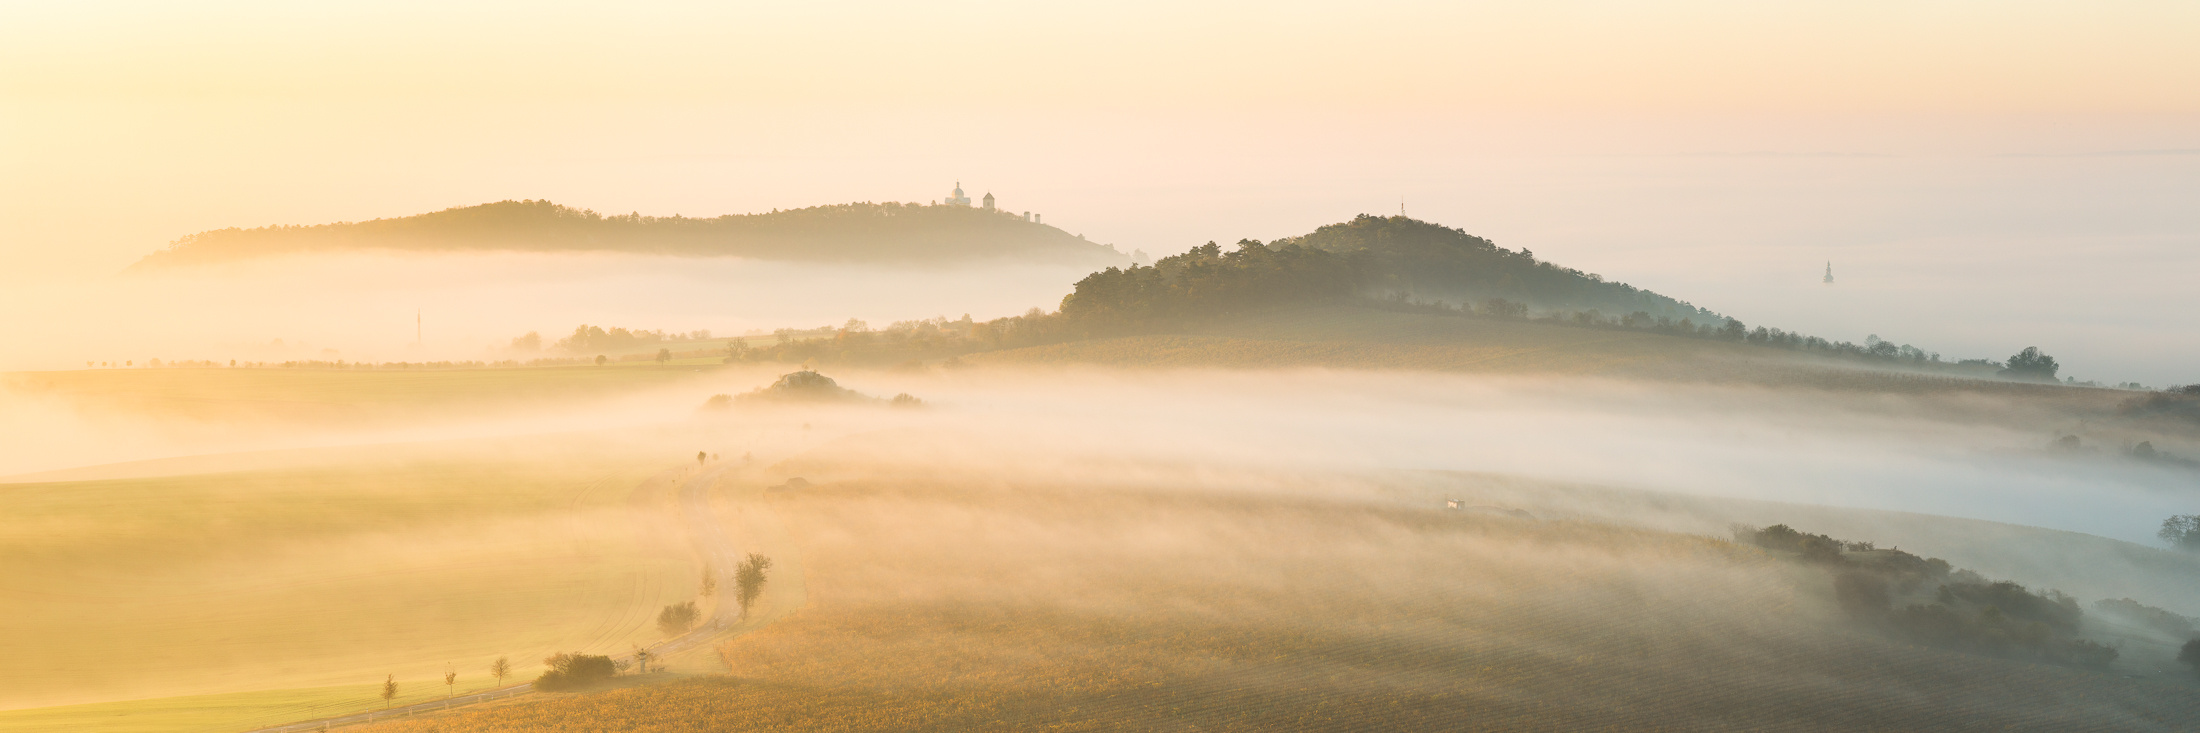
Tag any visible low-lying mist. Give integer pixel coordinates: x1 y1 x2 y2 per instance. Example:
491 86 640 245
13 359 2200 725
740 367 2199 546
0 250 1092 371
19 360 2193 553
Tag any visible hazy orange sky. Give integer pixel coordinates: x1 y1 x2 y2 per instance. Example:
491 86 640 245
3 1 2197 381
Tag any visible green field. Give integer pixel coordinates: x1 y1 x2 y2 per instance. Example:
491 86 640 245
0 438 705 730
0 677 518 733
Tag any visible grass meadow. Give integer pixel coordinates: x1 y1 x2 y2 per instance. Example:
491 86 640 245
0 441 706 731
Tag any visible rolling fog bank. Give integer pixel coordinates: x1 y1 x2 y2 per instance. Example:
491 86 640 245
14 360 2193 593
10 358 2200 722
0 250 1090 372
13 362 2194 547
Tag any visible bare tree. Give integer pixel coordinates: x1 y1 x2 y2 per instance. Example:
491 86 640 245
736 553 774 619
490 656 511 687
701 563 717 598
381 675 397 708
444 669 456 697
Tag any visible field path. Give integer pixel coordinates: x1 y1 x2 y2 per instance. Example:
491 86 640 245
240 458 796 732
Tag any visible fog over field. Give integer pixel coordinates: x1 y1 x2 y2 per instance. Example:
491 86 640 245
10 363 2193 550
6 2 2199 730
0 252 1096 372
8 335 2200 729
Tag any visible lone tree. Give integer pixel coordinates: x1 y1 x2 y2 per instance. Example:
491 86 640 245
2001 346 2060 381
701 563 718 597
2162 515 2200 552
656 347 673 365
444 669 456 697
381 674 397 708
697 451 707 466
657 600 700 636
736 553 774 619
594 354 608 366
489 656 511 687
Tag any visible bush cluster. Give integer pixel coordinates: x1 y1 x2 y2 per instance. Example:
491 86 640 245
532 653 617 691
1737 524 2117 670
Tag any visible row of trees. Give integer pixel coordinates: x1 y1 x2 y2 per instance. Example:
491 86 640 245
374 657 515 708
365 534 776 712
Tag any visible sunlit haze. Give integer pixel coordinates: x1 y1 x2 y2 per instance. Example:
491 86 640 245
4 4 2200 731
6 1 2198 380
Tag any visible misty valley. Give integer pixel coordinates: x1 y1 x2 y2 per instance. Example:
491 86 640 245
2 206 2199 733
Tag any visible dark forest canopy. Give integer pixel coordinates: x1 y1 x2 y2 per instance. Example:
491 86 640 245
1279 215 1719 320
129 200 1128 269
1061 215 1716 332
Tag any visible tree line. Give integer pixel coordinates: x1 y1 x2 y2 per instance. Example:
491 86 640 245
1736 524 2126 670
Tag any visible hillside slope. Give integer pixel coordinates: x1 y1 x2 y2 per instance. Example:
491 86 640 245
978 305 2086 396
129 200 1127 268
347 467 2200 733
1287 215 1720 319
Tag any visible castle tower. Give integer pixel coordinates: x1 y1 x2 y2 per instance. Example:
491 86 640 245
1823 262 1834 284
981 192 995 211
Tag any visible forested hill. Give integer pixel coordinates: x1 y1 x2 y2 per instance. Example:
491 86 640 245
1275 215 1717 320
1059 214 1718 330
129 200 1128 269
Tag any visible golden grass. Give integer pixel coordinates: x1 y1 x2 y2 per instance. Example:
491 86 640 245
349 470 2200 732
0 442 701 721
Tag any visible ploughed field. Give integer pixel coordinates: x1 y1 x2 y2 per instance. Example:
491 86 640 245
352 461 2200 732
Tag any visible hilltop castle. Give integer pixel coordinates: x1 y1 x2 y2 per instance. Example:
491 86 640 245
942 182 1036 223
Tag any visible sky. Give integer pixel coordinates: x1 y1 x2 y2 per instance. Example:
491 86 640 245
3 0 2197 382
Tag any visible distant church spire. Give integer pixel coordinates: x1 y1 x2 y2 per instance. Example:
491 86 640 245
1823 261 1834 284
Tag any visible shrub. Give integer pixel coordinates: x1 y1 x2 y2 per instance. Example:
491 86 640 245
533 652 617 691
659 601 700 636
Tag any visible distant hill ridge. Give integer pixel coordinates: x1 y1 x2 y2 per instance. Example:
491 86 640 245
129 199 1127 269
1277 214 1718 320
1061 214 1718 327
